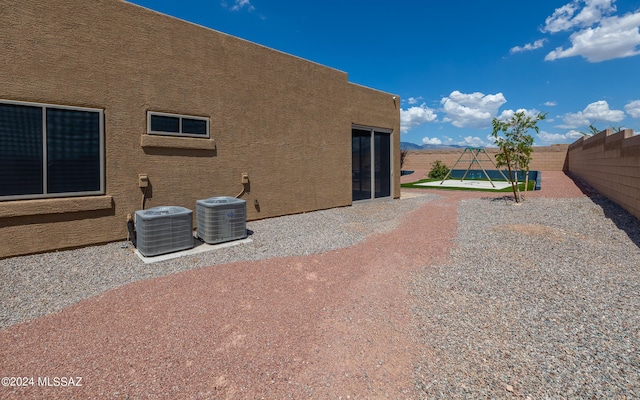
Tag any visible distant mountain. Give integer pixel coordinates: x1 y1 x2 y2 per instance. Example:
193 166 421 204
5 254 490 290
400 141 424 150
400 142 466 150
422 144 466 150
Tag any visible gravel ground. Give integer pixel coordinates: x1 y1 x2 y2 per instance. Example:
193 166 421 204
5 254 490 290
0 193 439 330
1 172 639 398
1 190 451 399
411 195 640 398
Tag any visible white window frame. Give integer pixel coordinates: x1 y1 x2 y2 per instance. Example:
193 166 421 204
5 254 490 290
147 111 210 139
0 99 105 201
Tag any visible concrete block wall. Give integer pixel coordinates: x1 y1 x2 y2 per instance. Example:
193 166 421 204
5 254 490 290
402 145 569 178
567 129 640 220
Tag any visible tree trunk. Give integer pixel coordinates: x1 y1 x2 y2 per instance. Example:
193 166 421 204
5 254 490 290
503 147 519 203
515 169 521 202
523 169 530 202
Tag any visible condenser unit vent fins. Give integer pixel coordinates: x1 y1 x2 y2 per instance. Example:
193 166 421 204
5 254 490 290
135 206 194 257
196 196 247 244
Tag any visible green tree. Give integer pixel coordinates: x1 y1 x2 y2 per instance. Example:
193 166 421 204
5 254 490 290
491 111 546 203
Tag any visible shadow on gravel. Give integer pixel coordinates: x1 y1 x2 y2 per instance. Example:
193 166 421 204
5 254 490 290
485 195 517 203
566 171 640 249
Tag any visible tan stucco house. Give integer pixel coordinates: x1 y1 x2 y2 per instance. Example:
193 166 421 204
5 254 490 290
0 0 400 258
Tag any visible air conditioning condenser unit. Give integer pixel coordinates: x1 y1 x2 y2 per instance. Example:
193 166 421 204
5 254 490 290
196 196 247 244
135 206 194 257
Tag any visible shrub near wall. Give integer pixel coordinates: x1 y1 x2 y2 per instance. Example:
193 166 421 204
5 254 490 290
567 129 640 220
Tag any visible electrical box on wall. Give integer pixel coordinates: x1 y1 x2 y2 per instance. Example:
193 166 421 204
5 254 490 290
241 173 249 184
138 174 149 188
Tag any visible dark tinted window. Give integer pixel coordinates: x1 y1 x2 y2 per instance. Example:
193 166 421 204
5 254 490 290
150 115 180 133
46 108 101 193
149 112 209 137
0 103 44 196
182 118 207 135
0 101 103 199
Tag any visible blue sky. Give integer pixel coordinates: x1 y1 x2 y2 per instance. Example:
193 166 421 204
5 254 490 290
128 0 640 146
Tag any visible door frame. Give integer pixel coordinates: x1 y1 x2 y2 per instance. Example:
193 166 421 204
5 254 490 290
352 124 394 202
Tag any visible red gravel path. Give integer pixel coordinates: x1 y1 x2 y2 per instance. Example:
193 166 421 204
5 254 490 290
0 172 587 399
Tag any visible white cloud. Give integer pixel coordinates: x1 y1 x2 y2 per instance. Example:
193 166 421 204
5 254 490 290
440 91 507 129
222 0 255 11
542 0 616 33
538 130 586 143
455 136 492 148
422 137 442 145
486 134 499 147
546 12 640 62
400 104 438 133
495 108 543 122
558 100 625 128
510 39 547 54
624 100 640 118
544 101 557 106
407 97 423 105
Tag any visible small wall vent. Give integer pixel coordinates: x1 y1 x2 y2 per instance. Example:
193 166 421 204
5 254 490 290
196 196 247 244
135 206 194 257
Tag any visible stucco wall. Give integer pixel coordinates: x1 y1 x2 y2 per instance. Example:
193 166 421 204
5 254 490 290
402 145 569 178
567 129 640 220
0 0 399 258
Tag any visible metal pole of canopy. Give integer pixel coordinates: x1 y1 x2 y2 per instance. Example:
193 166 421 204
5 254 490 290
482 148 511 182
470 148 497 187
460 147 476 181
439 146 511 186
439 147 469 185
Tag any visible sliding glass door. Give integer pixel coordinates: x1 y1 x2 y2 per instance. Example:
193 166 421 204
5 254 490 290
374 132 391 198
352 126 392 201
352 129 371 201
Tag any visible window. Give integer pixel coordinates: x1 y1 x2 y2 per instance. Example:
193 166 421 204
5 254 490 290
148 112 209 138
0 100 104 200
